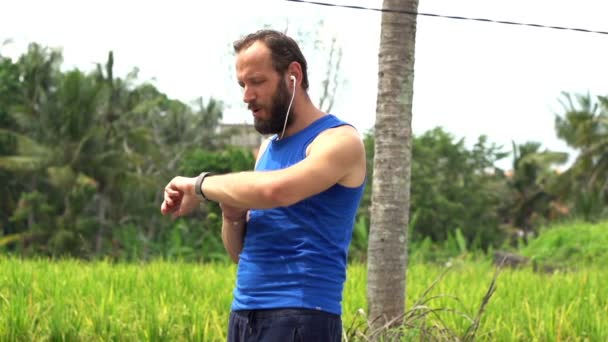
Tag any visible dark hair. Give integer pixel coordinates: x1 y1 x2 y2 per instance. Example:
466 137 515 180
233 29 309 91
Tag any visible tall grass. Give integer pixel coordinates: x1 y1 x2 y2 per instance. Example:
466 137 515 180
0 258 235 341
346 260 607 341
1 257 606 341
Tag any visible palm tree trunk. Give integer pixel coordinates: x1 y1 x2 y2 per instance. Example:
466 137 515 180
367 0 419 331
27 176 37 229
95 193 107 254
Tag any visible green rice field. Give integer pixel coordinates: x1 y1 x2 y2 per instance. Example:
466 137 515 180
0 257 606 341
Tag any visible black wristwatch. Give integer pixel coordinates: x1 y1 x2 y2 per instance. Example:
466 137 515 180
194 172 213 201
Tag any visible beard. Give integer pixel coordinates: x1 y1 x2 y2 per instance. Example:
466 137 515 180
252 79 294 136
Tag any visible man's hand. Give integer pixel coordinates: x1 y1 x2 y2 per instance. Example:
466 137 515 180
160 176 200 218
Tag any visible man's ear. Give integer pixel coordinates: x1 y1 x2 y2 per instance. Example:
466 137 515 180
287 61 303 87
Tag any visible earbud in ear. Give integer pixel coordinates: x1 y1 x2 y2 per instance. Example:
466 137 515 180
280 74 297 140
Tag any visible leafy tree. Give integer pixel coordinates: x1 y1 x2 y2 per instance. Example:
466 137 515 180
172 147 255 261
410 129 509 248
356 128 513 259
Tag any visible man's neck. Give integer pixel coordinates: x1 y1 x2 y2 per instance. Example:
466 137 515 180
279 98 326 139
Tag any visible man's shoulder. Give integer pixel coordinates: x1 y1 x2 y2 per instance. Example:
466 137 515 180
305 124 364 162
309 124 366 187
314 124 362 148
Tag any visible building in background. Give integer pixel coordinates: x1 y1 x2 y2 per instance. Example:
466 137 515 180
216 123 265 157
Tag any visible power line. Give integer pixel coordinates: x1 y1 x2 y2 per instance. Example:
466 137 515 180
285 0 608 36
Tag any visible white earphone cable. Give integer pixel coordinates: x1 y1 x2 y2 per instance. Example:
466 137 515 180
279 76 297 140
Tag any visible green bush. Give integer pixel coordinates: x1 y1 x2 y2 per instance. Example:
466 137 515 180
520 220 608 267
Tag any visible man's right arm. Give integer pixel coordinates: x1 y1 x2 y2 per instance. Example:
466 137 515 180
221 213 246 263
220 137 271 263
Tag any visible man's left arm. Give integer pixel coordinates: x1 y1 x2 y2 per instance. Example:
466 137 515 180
206 129 364 208
160 128 364 217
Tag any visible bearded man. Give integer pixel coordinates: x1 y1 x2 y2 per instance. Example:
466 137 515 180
161 29 366 342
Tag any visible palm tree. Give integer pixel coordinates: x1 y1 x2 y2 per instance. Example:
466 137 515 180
0 47 152 255
1 43 227 257
367 0 419 331
555 92 608 219
507 142 568 239
0 54 105 253
0 44 64 244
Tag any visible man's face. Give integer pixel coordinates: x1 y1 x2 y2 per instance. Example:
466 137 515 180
236 41 293 135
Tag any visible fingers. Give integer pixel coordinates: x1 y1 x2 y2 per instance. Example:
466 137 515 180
161 188 182 216
163 184 183 207
165 187 181 204
164 194 182 207
165 186 181 197
161 199 177 215
161 201 169 214
160 176 196 217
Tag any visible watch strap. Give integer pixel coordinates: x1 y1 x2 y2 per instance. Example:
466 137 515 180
194 172 213 201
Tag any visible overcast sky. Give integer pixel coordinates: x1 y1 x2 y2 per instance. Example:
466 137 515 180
2 0 607 169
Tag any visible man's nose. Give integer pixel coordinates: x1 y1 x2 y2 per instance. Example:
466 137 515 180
243 86 255 104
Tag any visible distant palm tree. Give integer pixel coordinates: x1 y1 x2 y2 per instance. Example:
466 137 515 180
555 92 608 219
508 142 567 238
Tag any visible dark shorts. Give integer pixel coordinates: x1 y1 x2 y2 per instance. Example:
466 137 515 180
227 308 342 342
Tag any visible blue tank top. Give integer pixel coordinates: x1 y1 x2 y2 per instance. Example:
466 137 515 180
231 114 365 315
